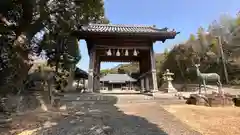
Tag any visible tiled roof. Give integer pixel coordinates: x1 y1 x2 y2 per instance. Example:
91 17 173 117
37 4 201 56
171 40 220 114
78 24 174 34
100 74 137 83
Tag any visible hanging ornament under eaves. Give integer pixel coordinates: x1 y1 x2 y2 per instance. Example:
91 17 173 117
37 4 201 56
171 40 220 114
125 49 129 56
116 49 120 56
133 49 138 56
106 49 112 56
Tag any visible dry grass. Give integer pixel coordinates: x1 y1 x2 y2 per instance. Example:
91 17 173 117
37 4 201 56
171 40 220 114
163 105 240 135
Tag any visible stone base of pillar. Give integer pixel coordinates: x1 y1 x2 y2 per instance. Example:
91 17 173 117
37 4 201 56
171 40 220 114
150 82 177 98
150 89 159 92
152 91 177 98
146 89 159 97
94 89 100 93
84 88 93 93
140 89 147 94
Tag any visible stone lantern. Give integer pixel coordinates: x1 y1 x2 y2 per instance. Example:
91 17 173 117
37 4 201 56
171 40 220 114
161 69 177 93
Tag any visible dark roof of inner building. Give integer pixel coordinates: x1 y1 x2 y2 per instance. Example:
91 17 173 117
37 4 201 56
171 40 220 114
100 74 137 83
75 67 88 79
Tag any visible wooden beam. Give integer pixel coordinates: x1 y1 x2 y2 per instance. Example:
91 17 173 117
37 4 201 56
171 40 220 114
90 39 151 47
99 56 140 62
96 45 150 50
96 49 147 57
91 38 151 43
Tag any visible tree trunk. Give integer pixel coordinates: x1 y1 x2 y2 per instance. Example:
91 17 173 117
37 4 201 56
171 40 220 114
11 33 33 91
176 60 186 81
217 36 229 84
65 65 75 91
10 17 46 91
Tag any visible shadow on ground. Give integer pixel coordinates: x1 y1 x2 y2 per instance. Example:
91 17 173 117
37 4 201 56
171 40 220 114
8 94 168 135
0 90 52 134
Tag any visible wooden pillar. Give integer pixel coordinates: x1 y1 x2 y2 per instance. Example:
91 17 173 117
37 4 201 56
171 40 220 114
141 78 145 92
83 79 86 90
145 76 150 91
93 74 97 92
88 47 96 92
139 58 144 74
130 82 132 90
150 45 158 92
98 60 101 89
139 59 145 92
93 53 100 92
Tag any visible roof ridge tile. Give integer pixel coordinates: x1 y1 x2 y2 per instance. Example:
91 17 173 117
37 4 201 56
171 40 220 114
89 23 153 28
77 24 179 38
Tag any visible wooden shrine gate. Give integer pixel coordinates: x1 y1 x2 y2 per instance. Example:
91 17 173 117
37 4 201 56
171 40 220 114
72 24 178 93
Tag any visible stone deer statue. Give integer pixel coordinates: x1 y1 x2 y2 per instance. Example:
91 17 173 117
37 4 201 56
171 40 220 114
194 64 223 95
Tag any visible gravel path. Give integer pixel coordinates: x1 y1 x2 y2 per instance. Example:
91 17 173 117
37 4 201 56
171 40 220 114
117 103 201 135
5 94 201 135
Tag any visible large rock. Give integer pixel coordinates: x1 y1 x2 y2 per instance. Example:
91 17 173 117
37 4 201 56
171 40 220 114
207 93 234 107
232 97 240 107
186 94 209 106
53 98 61 108
186 93 235 107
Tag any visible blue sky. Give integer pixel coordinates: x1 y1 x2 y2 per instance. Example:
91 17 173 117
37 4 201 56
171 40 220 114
77 0 239 71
